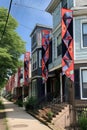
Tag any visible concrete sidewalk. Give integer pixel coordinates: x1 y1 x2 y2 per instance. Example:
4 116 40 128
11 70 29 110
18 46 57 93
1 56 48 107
3 98 51 130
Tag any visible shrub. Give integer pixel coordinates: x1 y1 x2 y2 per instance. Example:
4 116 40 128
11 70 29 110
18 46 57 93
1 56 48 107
0 100 2 105
78 117 87 130
16 99 23 107
24 97 38 111
0 100 4 109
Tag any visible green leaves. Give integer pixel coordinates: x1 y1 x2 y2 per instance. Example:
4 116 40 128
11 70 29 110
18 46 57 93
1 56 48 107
0 7 26 88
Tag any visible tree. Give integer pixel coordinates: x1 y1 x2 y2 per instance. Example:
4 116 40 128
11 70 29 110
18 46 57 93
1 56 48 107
0 7 26 88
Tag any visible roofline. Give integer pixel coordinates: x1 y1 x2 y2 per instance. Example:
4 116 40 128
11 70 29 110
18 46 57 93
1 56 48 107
30 23 52 37
45 0 60 14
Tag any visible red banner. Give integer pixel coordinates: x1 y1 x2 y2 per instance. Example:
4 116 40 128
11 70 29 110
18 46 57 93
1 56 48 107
24 52 30 86
42 30 51 83
61 8 74 82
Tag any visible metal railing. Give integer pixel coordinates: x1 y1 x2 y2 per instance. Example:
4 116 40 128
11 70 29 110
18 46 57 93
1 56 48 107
37 93 66 109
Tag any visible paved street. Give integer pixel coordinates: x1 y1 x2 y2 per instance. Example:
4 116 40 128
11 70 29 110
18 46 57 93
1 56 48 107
3 99 51 130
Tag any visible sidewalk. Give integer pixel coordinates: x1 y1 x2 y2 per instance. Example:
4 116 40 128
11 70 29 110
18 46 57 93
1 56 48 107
3 98 51 130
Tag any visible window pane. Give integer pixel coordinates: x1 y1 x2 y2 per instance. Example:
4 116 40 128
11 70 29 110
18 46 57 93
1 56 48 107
37 32 42 46
83 24 87 34
83 35 87 47
57 34 62 56
82 70 87 98
32 51 37 70
82 70 87 82
57 35 61 46
57 43 62 56
82 83 87 98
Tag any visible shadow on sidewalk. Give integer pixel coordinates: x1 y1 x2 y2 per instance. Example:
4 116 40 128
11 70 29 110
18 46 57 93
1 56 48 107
3 100 38 120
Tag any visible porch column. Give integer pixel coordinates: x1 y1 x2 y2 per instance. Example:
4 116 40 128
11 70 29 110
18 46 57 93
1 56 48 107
45 82 47 97
60 73 63 102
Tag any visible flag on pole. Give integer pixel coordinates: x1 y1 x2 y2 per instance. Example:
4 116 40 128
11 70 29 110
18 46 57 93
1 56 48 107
24 52 30 86
61 8 74 82
42 30 51 83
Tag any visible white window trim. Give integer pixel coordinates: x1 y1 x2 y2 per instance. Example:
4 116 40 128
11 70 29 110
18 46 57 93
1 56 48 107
81 20 87 49
80 67 87 100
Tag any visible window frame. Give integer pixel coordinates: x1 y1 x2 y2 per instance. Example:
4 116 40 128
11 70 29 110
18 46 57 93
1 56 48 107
82 23 87 47
32 51 37 71
39 50 42 67
81 21 87 49
57 34 62 57
37 31 42 46
31 32 37 49
80 67 87 100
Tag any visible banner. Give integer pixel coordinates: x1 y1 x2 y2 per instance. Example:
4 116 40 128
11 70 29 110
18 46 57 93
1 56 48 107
42 30 51 83
61 8 74 82
24 52 30 86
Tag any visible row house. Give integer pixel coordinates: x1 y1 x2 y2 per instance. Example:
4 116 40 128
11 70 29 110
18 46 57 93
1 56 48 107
46 0 87 106
5 52 31 100
30 24 52 101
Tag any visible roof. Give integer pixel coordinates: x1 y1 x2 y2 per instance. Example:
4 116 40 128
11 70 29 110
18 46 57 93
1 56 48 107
45 0 60 14
30 23 52 37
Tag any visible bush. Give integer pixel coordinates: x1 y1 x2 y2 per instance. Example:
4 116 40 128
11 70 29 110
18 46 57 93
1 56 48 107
16 99 23 107
24 97 38 111
0 100 4 109
78 117 87 130
0 100 2 105
5 93 13 101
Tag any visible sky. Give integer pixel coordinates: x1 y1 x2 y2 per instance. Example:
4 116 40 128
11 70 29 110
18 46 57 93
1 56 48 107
0 0 52 53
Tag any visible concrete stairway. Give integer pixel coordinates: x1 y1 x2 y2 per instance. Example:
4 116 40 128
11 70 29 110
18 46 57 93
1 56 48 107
33 103 71 130
51 104 71 130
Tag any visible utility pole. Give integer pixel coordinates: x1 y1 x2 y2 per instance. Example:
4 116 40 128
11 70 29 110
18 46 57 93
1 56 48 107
1 0 13 41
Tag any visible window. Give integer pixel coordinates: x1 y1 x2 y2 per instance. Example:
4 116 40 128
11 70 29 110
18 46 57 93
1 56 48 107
53 3 61 28
37 31 42 46
32 33 37 48
32 79 37 97
54 37 57 60
39 50 42 67
62 0 67 8
80 68 87 99
49 40 52 63
57 34 62 56
82 23 87 47
32 51 37 71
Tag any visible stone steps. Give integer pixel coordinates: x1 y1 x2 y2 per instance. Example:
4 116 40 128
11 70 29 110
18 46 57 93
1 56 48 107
36 103 68 123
